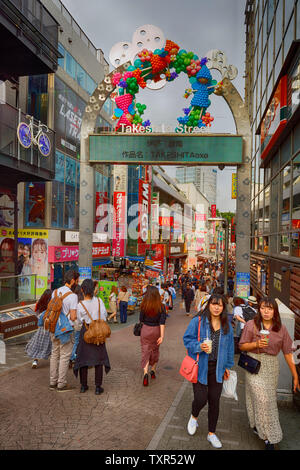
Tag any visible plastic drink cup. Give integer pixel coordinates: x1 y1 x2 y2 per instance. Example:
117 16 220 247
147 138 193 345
203 338 212 354
260 329 269 344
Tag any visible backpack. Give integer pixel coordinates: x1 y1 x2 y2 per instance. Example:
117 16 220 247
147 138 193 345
242 305 257 323
81 299 111 345
43 289 72 333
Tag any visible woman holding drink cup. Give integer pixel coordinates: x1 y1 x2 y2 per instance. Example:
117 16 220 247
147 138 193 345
239 297 299 450
183 294 234 449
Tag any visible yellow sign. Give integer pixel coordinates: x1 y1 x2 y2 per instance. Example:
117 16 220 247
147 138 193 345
232 173 237 199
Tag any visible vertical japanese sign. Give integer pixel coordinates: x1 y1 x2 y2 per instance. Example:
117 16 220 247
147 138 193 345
138 180 151 249
151 192 159 242
211 205 217 218
231 173 237 199
112 166 127 257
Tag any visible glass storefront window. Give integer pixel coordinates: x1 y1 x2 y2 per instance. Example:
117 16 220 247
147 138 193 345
270 174 280 233
66 52 76 80
76 63 86 90
263 236 269 252
280 234 290 254
262 52 266 91
58 43 65 68
254 196 259 237
292 156 300 229
264 185 270 232
75 161 80 228
27 75 48 124
291 232 300 257
281 136 292 167
25 183 46 227
275 1 283 57
259 236 264 251
259 191 264 234
51 181 64 228
270 234 277 253
280 165 291 230
267 24 274 81
271 151 280 176
294 121 300 153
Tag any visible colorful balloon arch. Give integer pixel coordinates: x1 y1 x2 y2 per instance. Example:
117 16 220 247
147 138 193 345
110 40 224 132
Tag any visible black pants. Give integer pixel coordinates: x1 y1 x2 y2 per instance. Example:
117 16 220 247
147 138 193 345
185 301 192 313
192 362 223 433
79 365 103 387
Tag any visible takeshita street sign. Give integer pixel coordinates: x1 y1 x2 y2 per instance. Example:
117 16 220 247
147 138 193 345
89 133 243 166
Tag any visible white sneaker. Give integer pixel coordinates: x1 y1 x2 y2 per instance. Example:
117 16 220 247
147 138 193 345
187 416 198 435
32 360 38 369
207 433 222 448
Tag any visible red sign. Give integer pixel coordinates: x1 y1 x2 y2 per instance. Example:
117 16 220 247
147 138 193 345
260 76 287 160
159 216 174 227
292 219 300 229
211 205 216 218
112 192 126 257
49 244 111 262
138 243 165 271
92 243 111 258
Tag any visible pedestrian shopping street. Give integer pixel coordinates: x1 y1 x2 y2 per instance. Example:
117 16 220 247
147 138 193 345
0 296 299 451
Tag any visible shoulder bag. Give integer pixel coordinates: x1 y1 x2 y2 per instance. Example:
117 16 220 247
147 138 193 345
238 322 261 374
81 299 111 345
133 322 143 336
179 316 201 383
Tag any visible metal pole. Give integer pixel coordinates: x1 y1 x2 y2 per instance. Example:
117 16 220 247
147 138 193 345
224 219 229 296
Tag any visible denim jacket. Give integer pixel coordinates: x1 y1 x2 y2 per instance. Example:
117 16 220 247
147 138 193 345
38 311 73 344
183 314 234 385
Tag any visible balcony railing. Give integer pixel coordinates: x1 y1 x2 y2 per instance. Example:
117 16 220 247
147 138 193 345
0 103 55 179
0 0 59 72
0 274 37 307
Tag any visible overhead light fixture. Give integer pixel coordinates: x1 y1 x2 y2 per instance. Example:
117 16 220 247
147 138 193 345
28 182 34 188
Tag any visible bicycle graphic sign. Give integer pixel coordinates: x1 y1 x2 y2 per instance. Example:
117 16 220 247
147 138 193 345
17 115 51 157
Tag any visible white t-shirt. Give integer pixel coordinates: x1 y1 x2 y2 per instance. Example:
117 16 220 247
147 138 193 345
234 306 245 330
77 297 107 325
52 286 78 326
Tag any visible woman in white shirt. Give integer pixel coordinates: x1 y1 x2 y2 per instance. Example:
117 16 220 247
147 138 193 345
73 279 111 395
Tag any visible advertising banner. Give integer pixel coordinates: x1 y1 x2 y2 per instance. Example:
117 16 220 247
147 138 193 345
231 173 237 199
79 267 92 284
0 228 48 297
97 280 118 311
112 192 126 257
48 244 111 263
138 180 151 248
236 272 250 300
211 205 216 218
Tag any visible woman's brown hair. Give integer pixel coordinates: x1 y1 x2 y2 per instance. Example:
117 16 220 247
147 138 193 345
140 286 163 317
111 285 118 295
121 286 127 292
35 289 52 314
255 297 281 332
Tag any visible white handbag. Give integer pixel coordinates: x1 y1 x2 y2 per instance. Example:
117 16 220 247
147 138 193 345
221 370 238 401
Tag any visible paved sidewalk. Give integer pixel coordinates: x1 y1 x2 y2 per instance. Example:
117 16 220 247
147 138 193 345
0 298 299 450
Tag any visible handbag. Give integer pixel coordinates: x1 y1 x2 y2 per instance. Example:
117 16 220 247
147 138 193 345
238 323 261 374
179 316 201 383
133 322 143 336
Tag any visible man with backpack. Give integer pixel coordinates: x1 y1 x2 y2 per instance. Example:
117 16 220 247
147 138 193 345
48 270 79 392
234 295 258 338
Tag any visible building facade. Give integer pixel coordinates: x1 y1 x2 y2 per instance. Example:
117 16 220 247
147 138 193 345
245 0 300 379
175 166 217 205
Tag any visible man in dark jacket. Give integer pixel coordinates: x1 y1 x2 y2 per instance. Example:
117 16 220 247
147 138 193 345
183 283 195 316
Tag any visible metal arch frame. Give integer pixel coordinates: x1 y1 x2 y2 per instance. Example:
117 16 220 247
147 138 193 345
79 61 251 279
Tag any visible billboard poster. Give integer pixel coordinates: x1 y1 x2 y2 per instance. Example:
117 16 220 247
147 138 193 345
112 192 126 257
97 280 118 311
231 173 237 199
55 76 86 158
0 228 48 297
79 266 92 284
236 272 250 300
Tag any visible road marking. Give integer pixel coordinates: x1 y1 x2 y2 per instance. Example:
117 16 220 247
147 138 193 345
171 436 190 442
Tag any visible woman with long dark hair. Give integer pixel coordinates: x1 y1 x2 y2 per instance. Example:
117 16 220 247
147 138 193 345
140 286 166 386
183 294 234 449
239 297 299 450
73 279 111 395
25 289 52 368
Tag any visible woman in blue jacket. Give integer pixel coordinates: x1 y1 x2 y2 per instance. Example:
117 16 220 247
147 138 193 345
183 294 234 449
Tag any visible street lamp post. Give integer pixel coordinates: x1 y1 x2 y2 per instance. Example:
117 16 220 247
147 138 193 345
208 218 229 296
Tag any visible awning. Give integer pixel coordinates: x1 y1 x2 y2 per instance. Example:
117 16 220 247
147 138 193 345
125 256 145 262
169 254 188 258
92 259 112 266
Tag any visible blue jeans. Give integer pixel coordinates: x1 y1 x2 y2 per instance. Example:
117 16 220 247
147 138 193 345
70 330 81 361
119 301 128 323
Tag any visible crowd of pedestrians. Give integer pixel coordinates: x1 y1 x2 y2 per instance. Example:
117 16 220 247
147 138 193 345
25 256 299 450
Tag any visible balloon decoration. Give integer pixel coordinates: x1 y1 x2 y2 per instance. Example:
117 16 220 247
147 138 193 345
111 39 224 132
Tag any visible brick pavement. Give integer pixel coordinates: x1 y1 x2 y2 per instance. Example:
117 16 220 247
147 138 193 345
0 297 299 450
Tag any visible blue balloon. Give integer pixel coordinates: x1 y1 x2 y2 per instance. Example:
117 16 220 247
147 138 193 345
114 108 123 118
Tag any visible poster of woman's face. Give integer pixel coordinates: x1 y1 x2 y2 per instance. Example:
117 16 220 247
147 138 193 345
31 238 48 277
0 237 15 274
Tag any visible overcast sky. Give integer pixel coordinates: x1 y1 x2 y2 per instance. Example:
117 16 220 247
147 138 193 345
62 0 247 211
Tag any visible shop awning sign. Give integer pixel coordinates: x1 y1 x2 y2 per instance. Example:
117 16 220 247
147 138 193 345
89 133 243 165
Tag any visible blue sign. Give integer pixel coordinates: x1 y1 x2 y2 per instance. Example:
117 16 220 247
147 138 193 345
79 266 92 283
236 272 250 300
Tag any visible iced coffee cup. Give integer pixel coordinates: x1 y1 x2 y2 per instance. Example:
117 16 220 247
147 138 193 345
203 337 212 354
260 329 270 344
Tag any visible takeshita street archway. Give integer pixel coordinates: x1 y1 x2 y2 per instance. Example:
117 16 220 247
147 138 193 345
79 26 251 287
